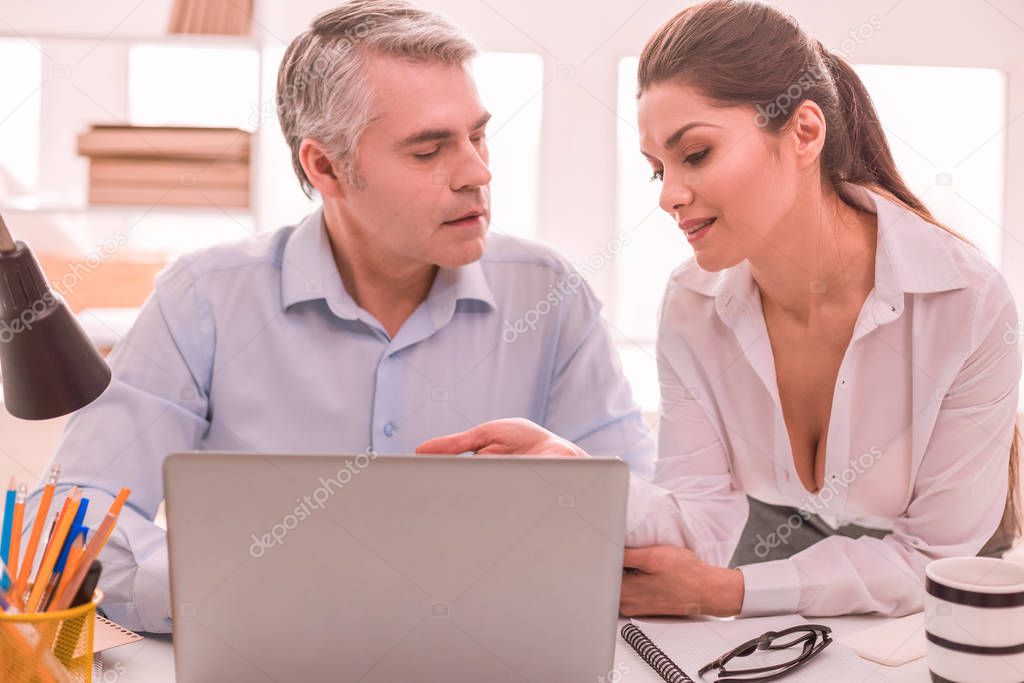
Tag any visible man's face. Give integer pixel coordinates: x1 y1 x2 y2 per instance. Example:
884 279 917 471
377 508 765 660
339 55 492 270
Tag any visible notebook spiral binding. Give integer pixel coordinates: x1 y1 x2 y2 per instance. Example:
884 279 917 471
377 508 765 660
621 623 695 683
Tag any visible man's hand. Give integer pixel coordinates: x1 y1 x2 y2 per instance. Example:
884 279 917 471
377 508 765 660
621 546 745 618
415 418 590 458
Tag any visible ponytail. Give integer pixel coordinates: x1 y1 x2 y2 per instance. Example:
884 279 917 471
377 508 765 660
814 43 931 217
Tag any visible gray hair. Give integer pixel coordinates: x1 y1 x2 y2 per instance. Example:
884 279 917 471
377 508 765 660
276 0 478 197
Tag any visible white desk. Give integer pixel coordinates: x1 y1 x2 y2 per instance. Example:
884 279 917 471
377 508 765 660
95 615 929 682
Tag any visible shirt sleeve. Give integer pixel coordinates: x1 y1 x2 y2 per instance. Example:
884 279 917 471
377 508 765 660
624 291 749 567
22 257 213 633
541 268 655 479
739 270 1021 617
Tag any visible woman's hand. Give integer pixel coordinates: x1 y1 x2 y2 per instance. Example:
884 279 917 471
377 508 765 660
621 546 745 618
415 418 590 458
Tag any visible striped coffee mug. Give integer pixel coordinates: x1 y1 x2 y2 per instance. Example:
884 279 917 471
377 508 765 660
925 556 1024 683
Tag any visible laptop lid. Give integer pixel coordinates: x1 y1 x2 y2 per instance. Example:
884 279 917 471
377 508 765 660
164 452 629 682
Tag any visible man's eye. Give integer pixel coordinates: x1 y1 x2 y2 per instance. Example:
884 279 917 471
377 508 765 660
414 148 440 159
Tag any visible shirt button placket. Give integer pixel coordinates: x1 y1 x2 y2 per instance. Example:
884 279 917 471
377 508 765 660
828 372 851 513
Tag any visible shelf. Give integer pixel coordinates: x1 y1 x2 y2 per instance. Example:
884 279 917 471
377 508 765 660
0 198 253 217
0 31 262 48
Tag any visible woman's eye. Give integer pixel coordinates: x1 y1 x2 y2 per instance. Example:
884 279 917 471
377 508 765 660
649 169 664 182
685 149 709 165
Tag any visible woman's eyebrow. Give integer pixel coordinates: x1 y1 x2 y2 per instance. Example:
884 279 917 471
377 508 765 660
663 121 720 149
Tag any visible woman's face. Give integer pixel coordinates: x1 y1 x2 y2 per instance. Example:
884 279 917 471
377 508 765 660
637 82 802 271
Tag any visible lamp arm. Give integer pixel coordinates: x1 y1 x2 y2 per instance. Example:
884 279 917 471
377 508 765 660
0 211 16 253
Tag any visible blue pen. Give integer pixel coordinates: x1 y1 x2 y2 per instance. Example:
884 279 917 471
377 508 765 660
0 477 15 590
55 498 89 571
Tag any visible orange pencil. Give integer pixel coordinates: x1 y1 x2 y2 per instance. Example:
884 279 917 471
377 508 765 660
13 465 60 600
45 531 85 612
50 488 131 612
35 493 75 577
25 487 79 612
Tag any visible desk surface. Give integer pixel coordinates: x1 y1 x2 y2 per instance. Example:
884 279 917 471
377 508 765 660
95 615 928 682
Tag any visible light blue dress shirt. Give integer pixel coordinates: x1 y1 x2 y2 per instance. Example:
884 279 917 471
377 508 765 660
25 207 654 632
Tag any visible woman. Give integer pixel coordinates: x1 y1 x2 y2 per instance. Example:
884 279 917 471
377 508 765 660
417 0 1022 619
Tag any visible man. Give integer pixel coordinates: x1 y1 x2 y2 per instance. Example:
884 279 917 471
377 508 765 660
25 0 652 632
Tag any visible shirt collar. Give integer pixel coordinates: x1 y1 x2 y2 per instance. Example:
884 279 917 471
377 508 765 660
682 183 969 322
280 206 496 323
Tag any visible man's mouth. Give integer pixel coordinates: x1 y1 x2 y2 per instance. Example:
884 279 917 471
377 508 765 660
442 209 486 227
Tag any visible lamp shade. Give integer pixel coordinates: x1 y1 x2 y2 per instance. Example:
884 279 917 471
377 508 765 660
0 240 111 420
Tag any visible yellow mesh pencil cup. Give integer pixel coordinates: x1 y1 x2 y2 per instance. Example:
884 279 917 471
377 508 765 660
0 589 102 683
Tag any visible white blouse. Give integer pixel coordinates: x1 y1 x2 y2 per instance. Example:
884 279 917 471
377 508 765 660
625 183 1021 617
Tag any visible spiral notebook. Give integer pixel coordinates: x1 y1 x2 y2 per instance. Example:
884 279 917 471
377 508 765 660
92 614 143 653
621 615 892 682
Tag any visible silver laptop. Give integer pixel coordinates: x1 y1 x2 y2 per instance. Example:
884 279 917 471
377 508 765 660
163 452 629 682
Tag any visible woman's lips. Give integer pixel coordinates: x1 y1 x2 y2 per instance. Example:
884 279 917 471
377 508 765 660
680 216 716 243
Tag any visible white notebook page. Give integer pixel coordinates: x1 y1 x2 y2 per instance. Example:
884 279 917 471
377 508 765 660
629 615 892 682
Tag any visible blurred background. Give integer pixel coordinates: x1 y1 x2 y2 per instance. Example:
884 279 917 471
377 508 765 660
1 0 1022 531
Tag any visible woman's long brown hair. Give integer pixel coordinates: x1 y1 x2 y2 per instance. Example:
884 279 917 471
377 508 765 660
638 0 1021 542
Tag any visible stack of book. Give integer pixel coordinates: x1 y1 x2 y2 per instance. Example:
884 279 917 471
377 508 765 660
168 0 253 35
77 125 251 209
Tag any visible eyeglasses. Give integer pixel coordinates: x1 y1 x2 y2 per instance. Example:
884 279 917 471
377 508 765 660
698 624 832 681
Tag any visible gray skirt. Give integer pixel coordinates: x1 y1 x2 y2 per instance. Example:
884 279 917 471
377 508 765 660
728 495 1013 568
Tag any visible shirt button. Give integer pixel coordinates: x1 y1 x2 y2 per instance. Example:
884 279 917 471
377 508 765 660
383 422 396 437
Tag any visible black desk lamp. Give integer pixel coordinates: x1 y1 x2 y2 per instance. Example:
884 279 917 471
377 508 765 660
0 210 111 420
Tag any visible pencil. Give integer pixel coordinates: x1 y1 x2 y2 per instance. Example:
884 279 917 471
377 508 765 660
25 487 79 612
34 493 75 584
0 557 14 602
38 498 88 612
50 488 131 612
13 465 60 600
5 485 26 595
46 529 87 613
0 477 14 590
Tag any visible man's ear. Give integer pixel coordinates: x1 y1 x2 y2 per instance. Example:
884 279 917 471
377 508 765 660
788 99 827 172
299 138 349 200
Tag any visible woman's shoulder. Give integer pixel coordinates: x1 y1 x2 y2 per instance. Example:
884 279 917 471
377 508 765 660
936 227 1002 287
916 226 1014 319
